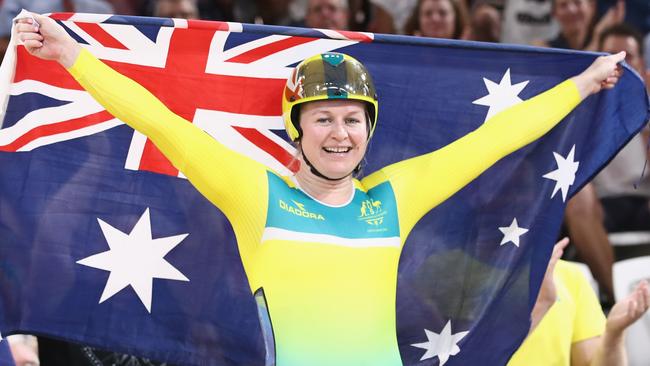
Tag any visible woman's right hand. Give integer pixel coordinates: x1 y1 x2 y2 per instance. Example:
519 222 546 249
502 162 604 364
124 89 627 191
14 12 81 68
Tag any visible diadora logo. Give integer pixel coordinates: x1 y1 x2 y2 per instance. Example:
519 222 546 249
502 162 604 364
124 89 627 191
279 199 325 221
358 199 387 226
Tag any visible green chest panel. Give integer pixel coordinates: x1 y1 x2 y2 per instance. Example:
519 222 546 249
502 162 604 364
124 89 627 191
265 172 400 242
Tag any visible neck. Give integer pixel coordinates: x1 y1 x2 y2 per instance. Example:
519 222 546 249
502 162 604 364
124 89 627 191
294 163 354 206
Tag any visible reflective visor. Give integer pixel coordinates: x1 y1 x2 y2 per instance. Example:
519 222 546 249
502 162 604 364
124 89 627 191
297 53 376 100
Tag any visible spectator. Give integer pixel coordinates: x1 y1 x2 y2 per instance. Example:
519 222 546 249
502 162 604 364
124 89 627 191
370 0 417 33
598 23 645 81
564 22 648 304
465 1 501 42
304 0 349 29
509 238 650 366
149 0 199 19
348 0 396 33
500 0 559 45
598 0 650 34
252 0 302 27
404 0 469 39
533 0 625 51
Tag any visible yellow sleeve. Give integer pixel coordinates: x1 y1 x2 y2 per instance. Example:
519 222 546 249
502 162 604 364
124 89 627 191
363 80 581 238
67 49 268 261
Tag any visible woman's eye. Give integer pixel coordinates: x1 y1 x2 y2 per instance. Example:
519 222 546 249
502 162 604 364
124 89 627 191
316 118 331 124
345 118 361 124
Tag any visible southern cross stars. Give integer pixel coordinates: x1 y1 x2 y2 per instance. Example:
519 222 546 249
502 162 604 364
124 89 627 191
473 69 578 247
77 208 189 313
411 320 469 365
472 69 529 122
499 218 529 247
543 145 579 202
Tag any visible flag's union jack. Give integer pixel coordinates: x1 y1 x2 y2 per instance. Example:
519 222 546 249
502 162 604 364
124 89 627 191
0 13 373 177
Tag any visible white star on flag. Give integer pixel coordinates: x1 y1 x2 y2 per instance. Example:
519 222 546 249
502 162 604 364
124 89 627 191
411 320 469 365
77 208 190 313
542 145 579 202
499 218 529 247
472 68 529 122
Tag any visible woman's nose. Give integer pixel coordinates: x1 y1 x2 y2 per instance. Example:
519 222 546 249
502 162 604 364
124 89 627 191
330 121 348 140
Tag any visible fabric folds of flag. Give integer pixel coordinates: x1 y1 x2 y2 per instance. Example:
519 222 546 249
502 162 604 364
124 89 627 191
0 12 648 366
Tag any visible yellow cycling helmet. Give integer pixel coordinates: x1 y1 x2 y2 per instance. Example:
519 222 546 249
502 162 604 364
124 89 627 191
282 52 379 141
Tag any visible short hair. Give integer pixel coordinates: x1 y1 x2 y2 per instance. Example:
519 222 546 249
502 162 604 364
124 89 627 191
598 23 644 56
404 0 469 40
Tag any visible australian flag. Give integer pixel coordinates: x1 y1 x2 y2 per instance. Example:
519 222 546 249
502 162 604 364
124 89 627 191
0 12 647 366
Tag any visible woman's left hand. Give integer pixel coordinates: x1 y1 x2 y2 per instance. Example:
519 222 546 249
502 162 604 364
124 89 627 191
572 51 625 100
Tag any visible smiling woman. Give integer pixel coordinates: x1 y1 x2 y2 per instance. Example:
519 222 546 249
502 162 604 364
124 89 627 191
281 52 378 204
14 11 626 366
298 99 368 181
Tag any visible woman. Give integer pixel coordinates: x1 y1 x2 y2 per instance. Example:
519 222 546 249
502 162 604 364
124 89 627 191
404 0 469 39
16 13 624 366
533 0 625 51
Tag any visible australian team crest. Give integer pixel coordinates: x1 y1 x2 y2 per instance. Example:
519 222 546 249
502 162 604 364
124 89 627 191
358 198 386 226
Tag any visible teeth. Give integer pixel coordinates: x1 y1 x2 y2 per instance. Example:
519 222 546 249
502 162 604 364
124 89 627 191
323 147 351 153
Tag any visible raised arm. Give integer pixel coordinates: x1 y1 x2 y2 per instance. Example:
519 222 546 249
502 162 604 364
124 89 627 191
15 14 269 257
363 53 625 238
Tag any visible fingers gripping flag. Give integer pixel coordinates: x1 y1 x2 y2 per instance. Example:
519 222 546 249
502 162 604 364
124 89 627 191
0 13 647 366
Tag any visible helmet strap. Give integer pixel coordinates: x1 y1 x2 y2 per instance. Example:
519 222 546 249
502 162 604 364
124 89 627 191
299 144 355 182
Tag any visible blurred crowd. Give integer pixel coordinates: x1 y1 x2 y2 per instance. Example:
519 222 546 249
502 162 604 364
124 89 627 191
0 0 647 54
1 0 650 365
0 0 648 87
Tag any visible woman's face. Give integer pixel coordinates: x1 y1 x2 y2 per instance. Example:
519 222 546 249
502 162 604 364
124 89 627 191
299 99 368 179
418 0 456 39
553 0 595 36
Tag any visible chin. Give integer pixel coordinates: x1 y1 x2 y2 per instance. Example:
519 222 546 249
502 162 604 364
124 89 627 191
322 168 356 179
317 162 359 178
